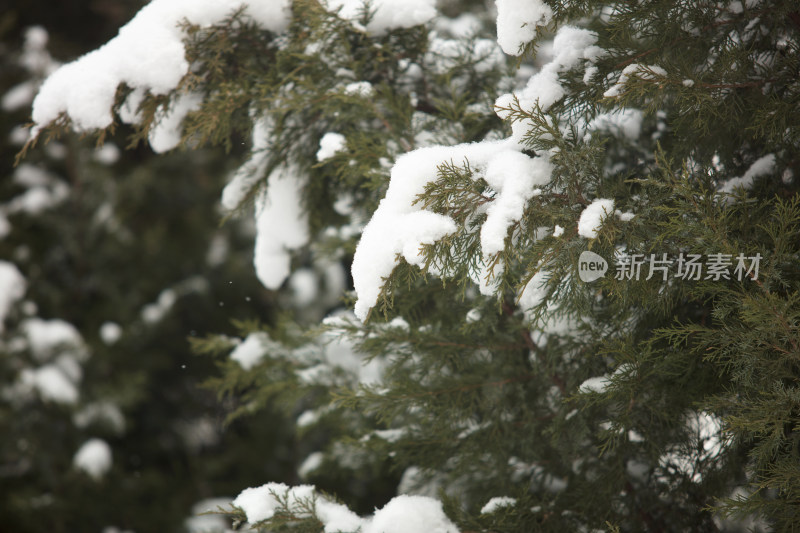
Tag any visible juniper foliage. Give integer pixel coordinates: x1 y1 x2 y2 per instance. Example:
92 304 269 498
24 0 800 531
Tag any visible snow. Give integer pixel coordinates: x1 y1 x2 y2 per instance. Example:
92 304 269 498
298 451 324 478
553 224 564 237
587 109 644 142
73 438 112 480
323 0 437 34
186 498 230 533
719 153 776 194
93 143 121 165
481 151 552 256
465 308 481 323
366 495 458 533
221 116 271 211
481 496 517 514
147 93 203 153
254 165 309 290
22 317 85 362
495 26 599 143
518 270 549 310
230 332 271 370
577 198 614 239
495 0 553 55
233 483 363 532
289 268 319 307
141 288 177 324
21 365 79 404
343 81 374 97
74 402 126 433
352 138 518 320
604 63 668 98
578 375 610 393
30 0 291 138
99 322 123 345
0 261 26 332
317 132 347 161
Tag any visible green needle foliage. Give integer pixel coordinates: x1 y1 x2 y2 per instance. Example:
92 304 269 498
21 0 800 531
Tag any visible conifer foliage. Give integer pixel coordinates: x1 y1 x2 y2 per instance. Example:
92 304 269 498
20 0 800 531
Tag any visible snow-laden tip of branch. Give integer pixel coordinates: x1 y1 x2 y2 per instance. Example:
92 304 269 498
495 0 552 56
578 198 614 239
353 138 526 320
495 26 599 144
718 154 776 195
30 0 291 138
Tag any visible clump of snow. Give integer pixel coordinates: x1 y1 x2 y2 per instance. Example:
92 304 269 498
658 411 723 483
230 332 272 370
0 261 26 332
366 495 458 533
352 138 516 320
221 116 271 211
233 483 364 532
254 165 309 290
481 151 552 256
289 268 319 307
495 0 553 56
141 288 177 324
30 0 291 138
719 154 776 194
553 225 564 237
518 270 549 310
73 438 112 480
20 364 79 404
298 451 324 478
578 375 610 394
316 132 346 161
604 63 668 98
343 81 374 97
99 322 122 345
147 92 203 153
481 496 517 514
186 498 230 533
22 317 85 362
93 143 121 165
495 26 599 144
587 108 644 142
577 198 614 239
323 0 437 34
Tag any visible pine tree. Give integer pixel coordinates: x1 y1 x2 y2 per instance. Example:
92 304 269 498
20 0 800 531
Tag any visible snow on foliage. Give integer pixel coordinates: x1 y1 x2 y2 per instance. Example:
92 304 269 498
316 132 347 161
253 165 309 290
30 0 292 138
323 0 437 34
73 438 113 480
351 135 559 319
495 26 601 143
229 331 272 370
0 261 26 332
232 484 459 533
577 198 614 239
719 153 777 194
480 496 517 514
495 0 552 56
